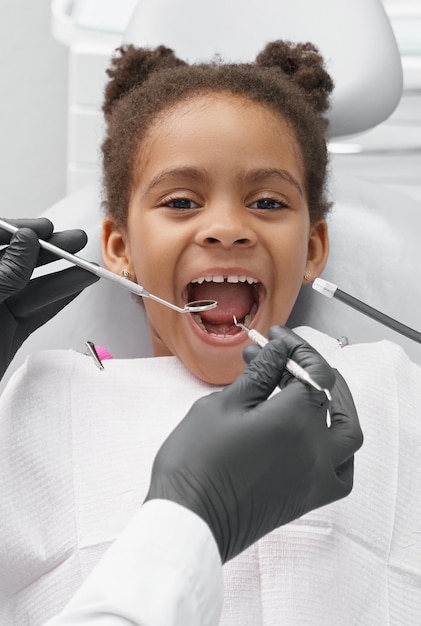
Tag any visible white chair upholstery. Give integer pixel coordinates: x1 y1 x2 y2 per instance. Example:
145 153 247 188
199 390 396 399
124 0 403 137
288 173 421 364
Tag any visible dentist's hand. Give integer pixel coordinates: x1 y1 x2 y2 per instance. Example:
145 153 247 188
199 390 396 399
0 218 99 379
145 326 363 563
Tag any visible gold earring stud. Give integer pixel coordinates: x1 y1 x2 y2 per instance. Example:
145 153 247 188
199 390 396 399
122 268 131 279
304 269 312 281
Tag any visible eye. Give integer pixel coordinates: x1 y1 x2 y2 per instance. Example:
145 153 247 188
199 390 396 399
161 196 200 210
250 197 289 210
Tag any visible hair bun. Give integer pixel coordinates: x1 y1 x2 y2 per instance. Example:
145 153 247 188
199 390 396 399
103 45 187 117
256 41 334 114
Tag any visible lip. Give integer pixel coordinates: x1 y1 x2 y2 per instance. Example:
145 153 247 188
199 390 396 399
182 266 267 347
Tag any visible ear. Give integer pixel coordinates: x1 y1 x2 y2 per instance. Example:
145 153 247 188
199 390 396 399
101 218 135 277
304 220 329 282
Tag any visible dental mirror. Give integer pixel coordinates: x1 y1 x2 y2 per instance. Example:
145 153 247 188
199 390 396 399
143 292 217 313
0 219 218 315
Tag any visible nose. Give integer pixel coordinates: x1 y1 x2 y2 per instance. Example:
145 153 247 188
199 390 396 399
194 203 258 249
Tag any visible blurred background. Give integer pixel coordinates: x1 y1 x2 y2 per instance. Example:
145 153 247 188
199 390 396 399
0 0 420 218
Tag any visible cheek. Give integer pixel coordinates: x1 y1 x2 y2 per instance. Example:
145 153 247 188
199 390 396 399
127 214 183 281
128 244 152 283
267 235 309 311
270 230 309 275
127 233 166 281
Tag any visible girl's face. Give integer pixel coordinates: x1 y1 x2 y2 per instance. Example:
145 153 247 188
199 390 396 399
103 94 329 384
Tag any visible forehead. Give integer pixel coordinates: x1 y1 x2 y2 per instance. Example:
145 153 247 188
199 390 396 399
137 93 304 174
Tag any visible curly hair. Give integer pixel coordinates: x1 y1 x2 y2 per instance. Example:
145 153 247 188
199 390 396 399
101 41 334 226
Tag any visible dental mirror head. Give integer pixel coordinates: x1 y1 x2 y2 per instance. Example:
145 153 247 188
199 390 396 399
183 300 218 313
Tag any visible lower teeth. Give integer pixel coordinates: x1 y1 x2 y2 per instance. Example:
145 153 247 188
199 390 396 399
192 301 258 335
243 302 258 327
243 312 253 327
193 313 206 331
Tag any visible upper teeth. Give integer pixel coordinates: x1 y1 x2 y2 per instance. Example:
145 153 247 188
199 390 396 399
191 275 258 285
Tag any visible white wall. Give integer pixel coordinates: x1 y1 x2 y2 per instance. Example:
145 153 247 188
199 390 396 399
0 0 68 219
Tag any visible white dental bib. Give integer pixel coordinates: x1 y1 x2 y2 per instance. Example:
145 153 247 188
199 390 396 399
0 327 420 625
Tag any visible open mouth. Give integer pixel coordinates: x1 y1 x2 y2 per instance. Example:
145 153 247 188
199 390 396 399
186 274 264 337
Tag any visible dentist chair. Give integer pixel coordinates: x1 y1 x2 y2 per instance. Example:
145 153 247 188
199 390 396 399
2 0 421 391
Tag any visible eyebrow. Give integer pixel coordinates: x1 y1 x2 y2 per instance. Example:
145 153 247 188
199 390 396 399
241 168 303 196
143 167 211 195
143 166 303 196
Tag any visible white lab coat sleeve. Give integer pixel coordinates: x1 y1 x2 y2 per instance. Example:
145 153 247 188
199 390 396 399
44 499 224 626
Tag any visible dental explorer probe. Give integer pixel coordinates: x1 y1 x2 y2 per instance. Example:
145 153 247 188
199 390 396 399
233 316 332 400
0 219 217 315
312 278 421 344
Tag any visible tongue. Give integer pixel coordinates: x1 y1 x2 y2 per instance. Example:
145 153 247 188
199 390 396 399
190 282 254 325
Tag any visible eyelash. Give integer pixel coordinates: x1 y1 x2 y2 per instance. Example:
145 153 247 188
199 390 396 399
250 197 289 210
159 195 290 211
161 196 200 210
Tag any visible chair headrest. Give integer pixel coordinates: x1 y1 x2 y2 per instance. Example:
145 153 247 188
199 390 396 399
124 0 403 137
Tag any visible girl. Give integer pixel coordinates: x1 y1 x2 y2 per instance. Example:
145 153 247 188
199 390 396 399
100 42 331 385
1 41 420 625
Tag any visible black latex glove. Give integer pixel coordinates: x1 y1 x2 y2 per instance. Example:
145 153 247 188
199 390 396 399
0 218 99 379
145 326 363 563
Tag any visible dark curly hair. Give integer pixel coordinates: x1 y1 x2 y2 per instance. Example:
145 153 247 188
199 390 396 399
101 41 334 226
